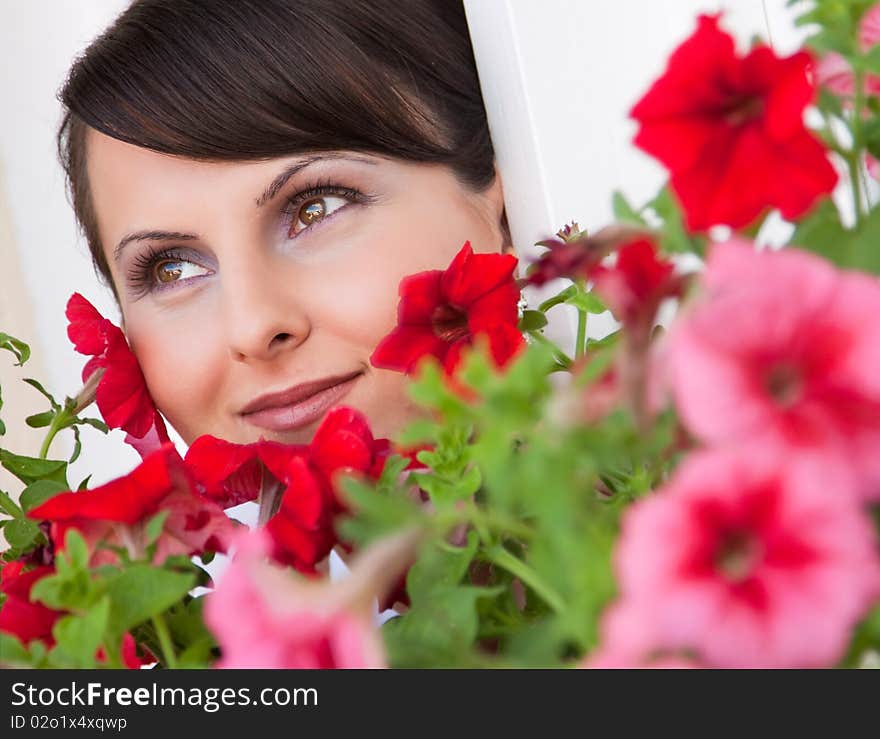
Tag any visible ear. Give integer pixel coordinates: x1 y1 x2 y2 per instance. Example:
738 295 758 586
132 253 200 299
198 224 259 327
485 163 513 254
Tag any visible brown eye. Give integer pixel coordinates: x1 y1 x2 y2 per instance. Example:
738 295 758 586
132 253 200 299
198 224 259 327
299 198 326 226
288 194 349 237
153 259 210 286
156 260 184 283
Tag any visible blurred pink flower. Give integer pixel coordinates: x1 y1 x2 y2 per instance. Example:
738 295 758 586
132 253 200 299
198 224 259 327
667 240 880 500
814 7 880 103
859 4 880 51
205 528 421 669
608 450 880 668
584 602 699 669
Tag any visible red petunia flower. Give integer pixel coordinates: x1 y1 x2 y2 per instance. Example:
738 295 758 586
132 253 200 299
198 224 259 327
186 409 390 574
0 561 62 647
266 408 389 573
630 15 837 231
66 293 166 442
185 436 306 509
589 239 685 335
28 443 235 566
370 241 525 375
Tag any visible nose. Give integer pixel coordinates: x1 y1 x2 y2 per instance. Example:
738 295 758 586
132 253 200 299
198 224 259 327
220 254 311 363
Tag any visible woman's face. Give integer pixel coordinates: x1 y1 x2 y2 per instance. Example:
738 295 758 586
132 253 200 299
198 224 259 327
86 130 507 445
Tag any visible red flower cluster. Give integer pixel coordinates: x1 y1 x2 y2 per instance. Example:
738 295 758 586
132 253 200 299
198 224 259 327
371 241 525 375
66 293 167 445
186 408 390 574
630 15 837 231
28 443 235 567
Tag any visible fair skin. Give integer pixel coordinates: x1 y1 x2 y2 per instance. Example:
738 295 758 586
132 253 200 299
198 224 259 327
85 129 508 446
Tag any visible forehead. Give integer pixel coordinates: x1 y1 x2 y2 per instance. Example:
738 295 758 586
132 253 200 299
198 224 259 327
86 129 276 213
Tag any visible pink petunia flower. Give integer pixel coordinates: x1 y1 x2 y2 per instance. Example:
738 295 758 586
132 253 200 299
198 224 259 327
204 528 421 669
667 240 880 500
607 450 880 668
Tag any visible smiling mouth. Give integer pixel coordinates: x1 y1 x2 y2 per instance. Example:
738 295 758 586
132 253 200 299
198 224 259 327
239 371 363 432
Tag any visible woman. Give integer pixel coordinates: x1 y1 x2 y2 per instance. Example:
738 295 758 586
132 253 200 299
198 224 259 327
57 0 511 447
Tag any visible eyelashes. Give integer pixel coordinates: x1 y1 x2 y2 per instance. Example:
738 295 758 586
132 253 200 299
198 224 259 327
124 180 372 299
125 244 211 300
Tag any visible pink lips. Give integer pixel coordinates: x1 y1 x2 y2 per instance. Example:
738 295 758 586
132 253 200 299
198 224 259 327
239 371 363 432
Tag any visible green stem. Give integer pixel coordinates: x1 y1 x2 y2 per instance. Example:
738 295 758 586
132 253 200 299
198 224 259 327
0 490 23 518
152 613 177 669
469 505 534 542
485 544 565 614
575 281 588 360
38 410 69 460
851 68 866 228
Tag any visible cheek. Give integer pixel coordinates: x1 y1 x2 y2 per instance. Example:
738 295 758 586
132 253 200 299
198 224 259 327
126 314 225 439
307 199 499 348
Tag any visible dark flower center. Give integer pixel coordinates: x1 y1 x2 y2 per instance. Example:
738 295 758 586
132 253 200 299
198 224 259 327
715 531 762 582
765 363 803 407
724 95 764 126
431 303 470 343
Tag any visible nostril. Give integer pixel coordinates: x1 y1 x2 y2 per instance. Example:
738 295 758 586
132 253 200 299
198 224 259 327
270 332 292 347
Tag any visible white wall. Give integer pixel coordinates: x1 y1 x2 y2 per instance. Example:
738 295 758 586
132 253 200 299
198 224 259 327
465 0 805 346
0 0 806 492
0 0 141 489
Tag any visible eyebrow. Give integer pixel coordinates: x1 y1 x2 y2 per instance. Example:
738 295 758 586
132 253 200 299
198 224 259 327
113 153 376 262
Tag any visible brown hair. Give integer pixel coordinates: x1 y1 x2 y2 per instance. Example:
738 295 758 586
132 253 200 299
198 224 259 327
57 0 496 293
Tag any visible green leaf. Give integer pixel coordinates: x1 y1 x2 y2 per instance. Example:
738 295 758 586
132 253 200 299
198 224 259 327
647 186 702 256
77 475 92 491
79 417 109 433
31 532 95 613
846 206 880 275
611 190 647 226
565 290 606 314
49 597 110 668
103 566 195 638
0 632 33 667
0 449 68 486
384 586 498 667
22 377 59 410
788 198 850 266
145 510 170 548
407 532 479 602
4 518 42 549
0 386 5 436
0 333 30 366
518 309 548 332
69 425 82 465
337 474 423 546
538 284 578 313
166 597 217 668
25 410 55 429
20 480 68 513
